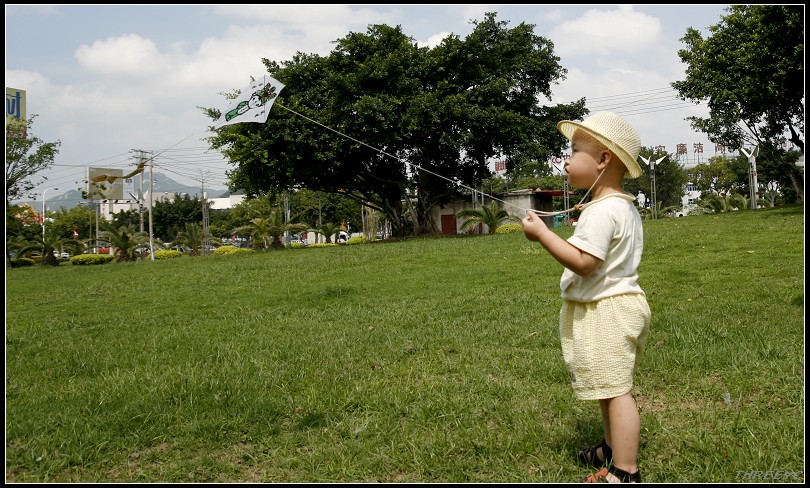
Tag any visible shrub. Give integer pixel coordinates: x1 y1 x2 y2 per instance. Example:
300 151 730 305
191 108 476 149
308 242 337 248
70 254 115 266
152 249 184 260
213 245 255 256
495 223 522 234
346 235 366 245
10 257 35 267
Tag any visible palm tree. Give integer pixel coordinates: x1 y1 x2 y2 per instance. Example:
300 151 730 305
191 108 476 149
456 201 521 235
175 222 206 256
233 207 308 250
640 200 683 219
700 192 749 213
265 207 308 249
97 223 150 262
312 221 342 244
233 217 273 250
15 231 79 266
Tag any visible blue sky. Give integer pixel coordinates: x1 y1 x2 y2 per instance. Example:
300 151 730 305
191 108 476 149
6 4 732 203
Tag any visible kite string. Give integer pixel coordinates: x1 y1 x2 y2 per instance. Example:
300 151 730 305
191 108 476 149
276 102 597 216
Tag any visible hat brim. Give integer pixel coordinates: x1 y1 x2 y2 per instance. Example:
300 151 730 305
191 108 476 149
557 120 643 179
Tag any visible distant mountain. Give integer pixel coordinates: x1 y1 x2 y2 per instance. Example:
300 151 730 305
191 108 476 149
28 172 229 212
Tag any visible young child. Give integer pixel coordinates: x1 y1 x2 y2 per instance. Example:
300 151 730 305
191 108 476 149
521 111 650 483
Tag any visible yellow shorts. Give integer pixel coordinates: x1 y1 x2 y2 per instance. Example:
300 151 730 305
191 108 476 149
559 294 650 400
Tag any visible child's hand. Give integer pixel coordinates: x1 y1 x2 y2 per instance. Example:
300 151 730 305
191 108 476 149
522 211 549 242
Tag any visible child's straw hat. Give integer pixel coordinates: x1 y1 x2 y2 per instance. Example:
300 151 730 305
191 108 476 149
557 111 643 178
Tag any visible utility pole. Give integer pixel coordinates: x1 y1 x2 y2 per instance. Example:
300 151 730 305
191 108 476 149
137 150 147 232
147 152 155 260
201 177 209 256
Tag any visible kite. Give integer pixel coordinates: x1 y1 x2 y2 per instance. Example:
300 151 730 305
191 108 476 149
217 75 285 128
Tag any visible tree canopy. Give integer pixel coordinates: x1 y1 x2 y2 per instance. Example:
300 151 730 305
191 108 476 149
673 5 804 151
204 12 585 237
5 115 61 205
672 5 804 202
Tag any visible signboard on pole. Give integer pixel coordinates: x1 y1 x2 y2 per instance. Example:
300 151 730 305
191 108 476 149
87 167 125 200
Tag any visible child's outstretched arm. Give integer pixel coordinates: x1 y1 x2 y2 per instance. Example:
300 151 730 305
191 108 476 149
521 212 602 276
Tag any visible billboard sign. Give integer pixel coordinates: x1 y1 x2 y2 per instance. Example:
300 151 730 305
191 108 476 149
6 86 26 121
87 167 125 200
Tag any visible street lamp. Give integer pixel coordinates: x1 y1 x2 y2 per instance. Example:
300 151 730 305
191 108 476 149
41 187 59 240
740 146 759 209
551 155 570 224
640 155 664 219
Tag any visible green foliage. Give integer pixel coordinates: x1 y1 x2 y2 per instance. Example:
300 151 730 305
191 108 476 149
673 5 804 202
307 242 338 248
622 148 689 209
151 193 205 242
345 235 366 245
14 230 79 267
674 5 804 151
5 115 62 204
97 222 150 262
232 206 308 250
456 200 521 234
495 223 522 234
205 13 582 237
312 221 342 244
175 222 207 256
9 257 35 267
212 245 255 256
152 249 184 260
68 254 115 266
699 192 749 213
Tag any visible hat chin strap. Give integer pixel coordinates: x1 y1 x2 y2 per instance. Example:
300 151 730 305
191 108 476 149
573 168 606 210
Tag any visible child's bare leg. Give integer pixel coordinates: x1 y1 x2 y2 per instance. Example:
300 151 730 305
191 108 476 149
598 399 612 460
604 393 640 478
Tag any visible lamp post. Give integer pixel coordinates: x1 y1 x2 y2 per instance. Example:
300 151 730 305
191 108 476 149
551 155 570 224
740 146 759 209
41 187 59 240
640 155 664 219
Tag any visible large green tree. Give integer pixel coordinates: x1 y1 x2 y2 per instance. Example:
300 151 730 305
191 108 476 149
673 5 804 201
5 115 61 266
5 115 61 205
205 12 583 237
688 156 749 196
151 193 204 242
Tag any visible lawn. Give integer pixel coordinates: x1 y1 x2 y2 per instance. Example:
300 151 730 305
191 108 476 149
5 206 804 482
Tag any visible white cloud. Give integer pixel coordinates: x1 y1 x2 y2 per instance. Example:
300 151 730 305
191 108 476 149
550 5 662 58
419 32 452 48
76 34 172 77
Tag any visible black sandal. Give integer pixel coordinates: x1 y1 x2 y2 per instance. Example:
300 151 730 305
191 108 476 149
582 464 642 483
578 439 613 467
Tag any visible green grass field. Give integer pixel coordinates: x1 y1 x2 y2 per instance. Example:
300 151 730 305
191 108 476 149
5 206 804 482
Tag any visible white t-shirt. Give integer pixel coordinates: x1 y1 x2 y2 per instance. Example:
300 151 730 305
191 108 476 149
560 193 645 302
